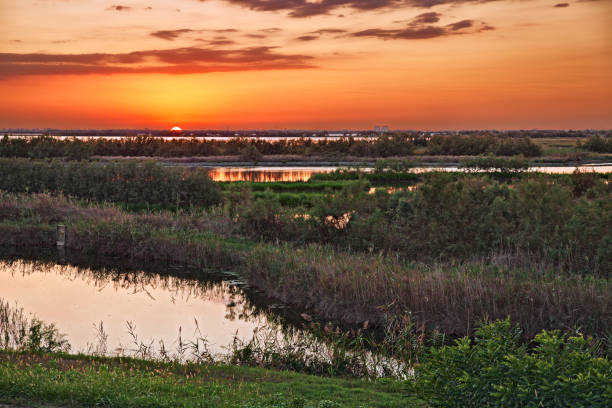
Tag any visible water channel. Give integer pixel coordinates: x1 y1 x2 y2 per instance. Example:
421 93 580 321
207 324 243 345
0 258 295 358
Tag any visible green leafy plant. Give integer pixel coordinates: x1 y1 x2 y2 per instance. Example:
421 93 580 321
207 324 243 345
413 319 612 408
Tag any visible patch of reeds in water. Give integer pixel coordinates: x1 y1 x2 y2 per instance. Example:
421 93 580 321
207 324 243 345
0 298 69 353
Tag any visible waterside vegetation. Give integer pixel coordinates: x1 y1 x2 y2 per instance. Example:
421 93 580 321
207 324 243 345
8 133 612 161
0 154 611 407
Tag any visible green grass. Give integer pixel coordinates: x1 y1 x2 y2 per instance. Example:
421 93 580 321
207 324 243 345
0 350 418 408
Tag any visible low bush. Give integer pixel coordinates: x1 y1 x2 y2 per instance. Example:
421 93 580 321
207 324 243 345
582 135 612 153
413 319 612 408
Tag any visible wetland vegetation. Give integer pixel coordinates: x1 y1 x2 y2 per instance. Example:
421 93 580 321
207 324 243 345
0 147 611 407
2 132 612 163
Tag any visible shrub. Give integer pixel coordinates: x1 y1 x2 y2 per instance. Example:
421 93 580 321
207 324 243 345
583 135 612 153
240 145 264 162
413 319 612 408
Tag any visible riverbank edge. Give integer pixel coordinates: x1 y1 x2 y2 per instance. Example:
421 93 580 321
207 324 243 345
0 349 416 408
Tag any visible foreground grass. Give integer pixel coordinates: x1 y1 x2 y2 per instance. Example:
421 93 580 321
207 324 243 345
0 350 416 408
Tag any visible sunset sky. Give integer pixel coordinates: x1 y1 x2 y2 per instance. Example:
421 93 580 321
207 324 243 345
1 0 611 130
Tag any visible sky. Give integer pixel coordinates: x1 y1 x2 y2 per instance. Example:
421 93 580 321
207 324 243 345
1 0 611 130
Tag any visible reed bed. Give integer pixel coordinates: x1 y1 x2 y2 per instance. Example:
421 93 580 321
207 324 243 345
0 158 222 208
243 244 612 338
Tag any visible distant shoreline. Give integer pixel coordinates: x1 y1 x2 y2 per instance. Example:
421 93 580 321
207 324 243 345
95 154 612 168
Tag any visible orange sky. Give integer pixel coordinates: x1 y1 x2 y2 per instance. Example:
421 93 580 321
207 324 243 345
1 0 611 129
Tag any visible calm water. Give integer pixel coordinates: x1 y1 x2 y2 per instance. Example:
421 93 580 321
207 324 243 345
206 164 612 182
0 259 289 357
207 166 340 182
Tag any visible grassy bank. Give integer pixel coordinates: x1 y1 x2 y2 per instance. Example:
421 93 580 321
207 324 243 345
1 319 610 408
0 350 414 408
1 292 610 406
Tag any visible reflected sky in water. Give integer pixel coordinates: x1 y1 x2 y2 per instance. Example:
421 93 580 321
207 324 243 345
207 165 612 182
208 167 339 182
0 260 274 356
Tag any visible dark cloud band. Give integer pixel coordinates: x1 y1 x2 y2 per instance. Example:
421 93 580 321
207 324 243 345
0 46 315 78
197 0 499 18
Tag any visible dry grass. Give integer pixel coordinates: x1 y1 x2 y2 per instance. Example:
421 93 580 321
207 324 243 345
243 244 612 339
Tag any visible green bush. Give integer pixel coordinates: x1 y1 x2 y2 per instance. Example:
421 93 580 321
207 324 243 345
583 135 612 153
240 145 264 162
413 319 612 408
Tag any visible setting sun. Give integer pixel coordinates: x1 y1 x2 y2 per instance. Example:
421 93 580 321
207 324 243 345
170 126 182 134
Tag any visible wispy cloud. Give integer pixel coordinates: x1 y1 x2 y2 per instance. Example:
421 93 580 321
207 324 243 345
196 0 501 18
351 13 492 40
0 46 315 78
151 29 196 41
107 5 133 11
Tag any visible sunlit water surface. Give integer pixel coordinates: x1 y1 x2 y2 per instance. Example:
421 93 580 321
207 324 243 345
206 164 612 182
0 260 282 357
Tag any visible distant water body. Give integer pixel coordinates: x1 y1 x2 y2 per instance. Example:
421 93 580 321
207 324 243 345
206 164 612 182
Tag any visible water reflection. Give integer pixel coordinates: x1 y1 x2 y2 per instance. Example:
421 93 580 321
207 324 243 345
0 259 278 356
208 167 338 182
206 165 612 182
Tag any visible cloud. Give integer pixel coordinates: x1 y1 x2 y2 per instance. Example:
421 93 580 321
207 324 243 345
108 5 132 11
309 28 347 35
0 46 315 78
294 28 347 42
260 28 283 33
446 19 473 30
194 35 239 46
151 28 243 41
353 26 446 39
196 0 501 18
296 35 319 41
351 14 490 40
206 39 237 45
151 29 196 41
411 12 441 24
554 2 570 6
